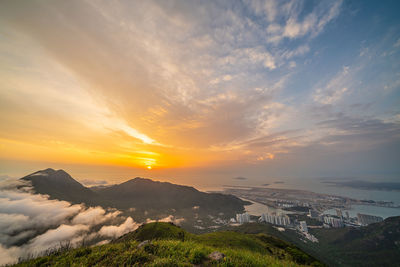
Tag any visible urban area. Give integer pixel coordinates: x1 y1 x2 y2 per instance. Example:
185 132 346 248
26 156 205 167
225 186 388 243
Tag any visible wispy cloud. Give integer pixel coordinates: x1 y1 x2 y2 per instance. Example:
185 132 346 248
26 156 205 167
0 0 399 176
313 66 351 105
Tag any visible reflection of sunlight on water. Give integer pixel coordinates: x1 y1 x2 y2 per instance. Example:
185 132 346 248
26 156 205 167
242 198 288 216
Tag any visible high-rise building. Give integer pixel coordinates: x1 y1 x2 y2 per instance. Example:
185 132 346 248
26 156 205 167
299 221 308 233
357 213 383 226
323 216 344 228
259 213 291 226
236 212 250 224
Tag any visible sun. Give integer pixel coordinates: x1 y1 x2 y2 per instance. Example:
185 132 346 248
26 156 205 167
146 165 152 170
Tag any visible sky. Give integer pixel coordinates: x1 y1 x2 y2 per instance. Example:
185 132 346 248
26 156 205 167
0 0 399 186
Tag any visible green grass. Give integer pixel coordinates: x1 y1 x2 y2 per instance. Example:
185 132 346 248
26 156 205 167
15 240 305 267
14 222 323 267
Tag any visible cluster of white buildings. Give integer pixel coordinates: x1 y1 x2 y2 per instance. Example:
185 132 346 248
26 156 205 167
259 213 291 226
357 213 383 226
323 216 344 228
278 203 295 208
236 212 250 224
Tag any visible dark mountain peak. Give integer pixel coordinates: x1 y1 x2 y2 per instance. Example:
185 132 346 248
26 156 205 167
26 168 56 177
55 169 69 175
129 177 153 183
20 168 98 205
23 168 76 184
42 168 56 173
123 177 170 185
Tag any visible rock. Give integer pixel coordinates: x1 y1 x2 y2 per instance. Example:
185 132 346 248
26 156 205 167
208 251 225 261
137 240 150 249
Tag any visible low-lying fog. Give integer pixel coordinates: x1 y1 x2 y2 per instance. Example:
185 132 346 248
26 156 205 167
0 177 180 265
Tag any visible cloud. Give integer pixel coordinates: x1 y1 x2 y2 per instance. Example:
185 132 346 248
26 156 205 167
0 188 82 240
145 215 185 226
247 0 343 44
0 179 141 265
71 207 121 226
0 0 342 155
317 117 400 145
28 224 89 253
0 244 20 266
233 177 247 180
394 38 400 48
0 0 397 176
313 66 351 105
79 179 109 186
158 215 185 225
99 217 139 238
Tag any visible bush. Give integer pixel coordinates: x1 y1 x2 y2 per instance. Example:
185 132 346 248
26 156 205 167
189 249 206 264
73 247 92 258
144 243 158 254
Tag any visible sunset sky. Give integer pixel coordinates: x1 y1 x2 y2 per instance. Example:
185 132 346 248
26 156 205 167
1 0 399 186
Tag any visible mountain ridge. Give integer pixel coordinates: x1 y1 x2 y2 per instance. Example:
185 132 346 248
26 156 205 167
21 169 249 230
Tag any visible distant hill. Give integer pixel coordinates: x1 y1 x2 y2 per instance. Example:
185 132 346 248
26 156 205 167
227 217 400 267
21 169 249 229
96 177 247 212
14 222 323 267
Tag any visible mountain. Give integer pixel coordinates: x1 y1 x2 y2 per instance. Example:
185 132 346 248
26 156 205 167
21 169 249 229
21 168 99 205
227 217 400 267
96 177 247 212
14 222 323 266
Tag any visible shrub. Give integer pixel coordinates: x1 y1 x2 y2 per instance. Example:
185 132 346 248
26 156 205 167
144 243 158 254
189 249 206 264
73 247 92 258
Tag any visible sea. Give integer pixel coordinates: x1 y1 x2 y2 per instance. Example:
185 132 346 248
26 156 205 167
201 177 400 219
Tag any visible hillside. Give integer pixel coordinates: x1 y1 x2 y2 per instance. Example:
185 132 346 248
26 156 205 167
14 222 323 267
308 216 400 267
227 217 400 267
20 169 249 230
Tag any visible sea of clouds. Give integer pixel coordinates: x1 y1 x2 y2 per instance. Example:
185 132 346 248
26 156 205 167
0 177 182 265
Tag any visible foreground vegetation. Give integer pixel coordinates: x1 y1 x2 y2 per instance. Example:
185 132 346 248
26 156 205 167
14 222 323 267
228 217 400 267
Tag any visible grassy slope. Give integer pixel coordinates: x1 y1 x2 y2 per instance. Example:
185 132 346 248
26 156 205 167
15 222 323 267
228 218 400 267
309 216 400 267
